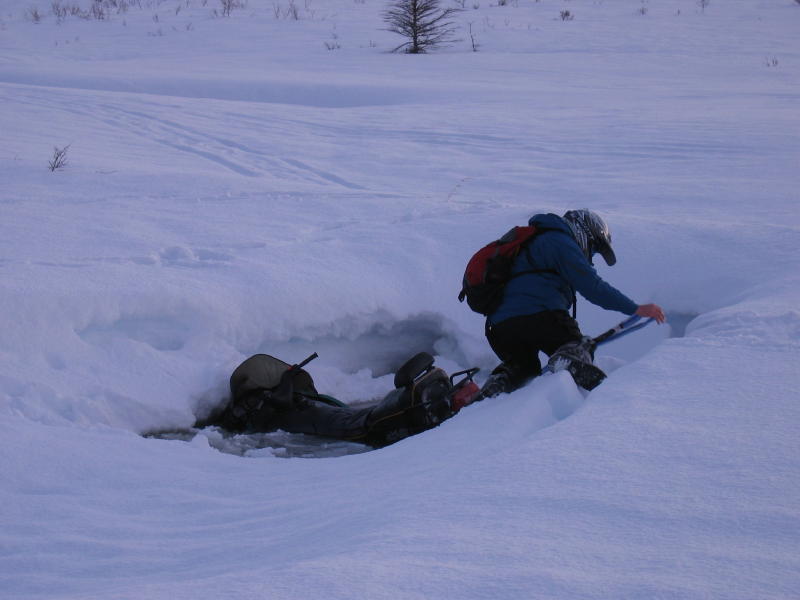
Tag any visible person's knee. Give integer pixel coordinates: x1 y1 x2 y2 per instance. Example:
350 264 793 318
550 337 596 364
496 359 540 391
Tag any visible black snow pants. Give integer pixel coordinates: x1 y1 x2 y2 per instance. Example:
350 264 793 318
485 310 583 391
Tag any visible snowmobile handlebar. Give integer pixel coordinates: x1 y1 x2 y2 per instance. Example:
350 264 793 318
449 367 480 387
290 352 319 372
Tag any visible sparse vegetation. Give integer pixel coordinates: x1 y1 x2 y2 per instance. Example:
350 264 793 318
324 29 340 50
26 6 43 22
468 21 478 52
41 0 254 24
44 0 138 23
51 1 68 21
383 0 461 54
48 145 70 172
215 0 246 18
559 9 573 21
272 0 302 20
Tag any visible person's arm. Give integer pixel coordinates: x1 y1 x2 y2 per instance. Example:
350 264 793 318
553 240 639 315
560 247 667 323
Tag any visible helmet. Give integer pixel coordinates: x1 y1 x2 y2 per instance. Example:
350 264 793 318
563 209 617 266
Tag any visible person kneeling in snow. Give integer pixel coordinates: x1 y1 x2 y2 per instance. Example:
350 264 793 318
479 209 665 398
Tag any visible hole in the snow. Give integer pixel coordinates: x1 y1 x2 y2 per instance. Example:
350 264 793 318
260 311 467 378
592 311 697 375
665 312 698 338
147 312 468 458
596 310 696 358
146 311 699 459
145 428 372 459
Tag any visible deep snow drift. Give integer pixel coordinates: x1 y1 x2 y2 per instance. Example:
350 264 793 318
1 0 799 598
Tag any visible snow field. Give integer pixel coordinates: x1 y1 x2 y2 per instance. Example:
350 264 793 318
1 0 799 598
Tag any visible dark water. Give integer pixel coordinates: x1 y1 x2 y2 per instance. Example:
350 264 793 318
145 427 372 458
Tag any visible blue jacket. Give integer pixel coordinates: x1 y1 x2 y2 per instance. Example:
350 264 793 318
488 213 638 325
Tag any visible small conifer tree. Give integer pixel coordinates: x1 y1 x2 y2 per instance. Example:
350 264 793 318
383 0 460 54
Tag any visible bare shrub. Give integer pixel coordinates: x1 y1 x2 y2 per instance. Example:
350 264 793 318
324 29 340 50
219 0 245 17
51 1 68 20
26 6 44 22
468 21 478 52
48 145 70 172
559 9 573 21
89 0 107 20
272 0 299 19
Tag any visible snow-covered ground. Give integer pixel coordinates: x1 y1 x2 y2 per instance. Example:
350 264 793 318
1 0 799 597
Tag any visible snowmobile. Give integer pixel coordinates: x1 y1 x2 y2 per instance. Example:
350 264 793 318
197 351 482 448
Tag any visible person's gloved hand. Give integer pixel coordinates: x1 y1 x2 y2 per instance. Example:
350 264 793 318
636 303 666 323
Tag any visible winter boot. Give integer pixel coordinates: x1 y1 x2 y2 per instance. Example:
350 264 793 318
476 368 513 401
547 337 606 390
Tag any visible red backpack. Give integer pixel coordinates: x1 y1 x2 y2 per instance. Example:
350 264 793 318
458 226 542 316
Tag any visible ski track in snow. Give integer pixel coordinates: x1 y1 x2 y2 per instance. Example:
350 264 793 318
2 85 371 187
